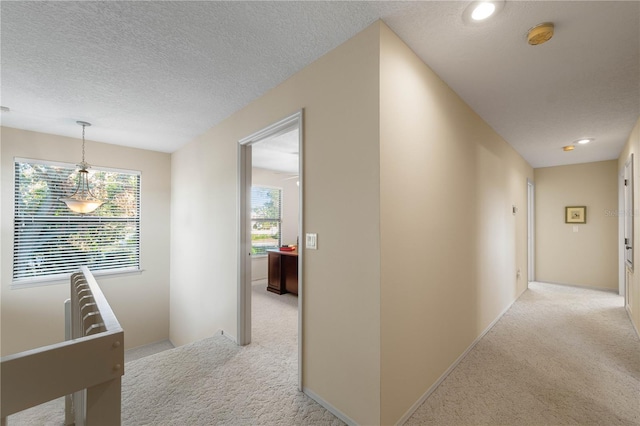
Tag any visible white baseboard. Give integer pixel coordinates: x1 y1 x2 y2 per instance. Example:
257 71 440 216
535 280 618 293
626 305 640 339
303 387 358 426
395 288 527 426
219 329 237 344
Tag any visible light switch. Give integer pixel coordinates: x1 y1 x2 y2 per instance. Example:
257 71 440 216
573 226 579 233
306 233 318 250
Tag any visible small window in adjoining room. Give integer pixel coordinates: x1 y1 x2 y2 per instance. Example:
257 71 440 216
251 186 282 256
13 158 141 286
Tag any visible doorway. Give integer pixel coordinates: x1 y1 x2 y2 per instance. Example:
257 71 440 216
237 110 303 389
623 154 634 302
527 179 535 284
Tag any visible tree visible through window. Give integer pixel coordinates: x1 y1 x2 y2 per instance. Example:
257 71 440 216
251 186 282 255
13 159 140 283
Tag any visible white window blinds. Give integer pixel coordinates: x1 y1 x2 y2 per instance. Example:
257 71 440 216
251 186 282 255
13 158 141 283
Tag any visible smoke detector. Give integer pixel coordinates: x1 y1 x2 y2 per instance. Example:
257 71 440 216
528 23 554 46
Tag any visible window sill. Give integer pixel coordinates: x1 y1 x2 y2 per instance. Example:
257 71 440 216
11 268 144 290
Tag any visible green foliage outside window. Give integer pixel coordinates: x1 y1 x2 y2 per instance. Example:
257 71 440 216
13 160 140 282
251 187 282 255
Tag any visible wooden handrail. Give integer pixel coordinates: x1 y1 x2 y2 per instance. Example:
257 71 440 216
77 266 122 333
1 267 124 425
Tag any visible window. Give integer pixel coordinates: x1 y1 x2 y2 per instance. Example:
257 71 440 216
251 186 282 256
13 158 141 284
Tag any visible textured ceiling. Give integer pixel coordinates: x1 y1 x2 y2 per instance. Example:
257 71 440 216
383 1 640 168
1 1 639 168
252 128 299 174
0 1 381 152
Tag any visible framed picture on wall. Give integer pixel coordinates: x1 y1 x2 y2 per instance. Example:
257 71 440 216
565 206 587 224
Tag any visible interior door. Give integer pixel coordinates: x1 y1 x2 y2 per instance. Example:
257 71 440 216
527 180 535 283
624 155 633 268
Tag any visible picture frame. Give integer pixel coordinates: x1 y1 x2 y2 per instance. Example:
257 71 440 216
565 206 586 224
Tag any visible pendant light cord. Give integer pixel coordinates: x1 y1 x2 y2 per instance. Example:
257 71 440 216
81 124 86 164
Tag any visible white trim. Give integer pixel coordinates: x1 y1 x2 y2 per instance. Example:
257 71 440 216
237 140 252 346
296 111 304 391
237 110 304 391
14 156 141 175
535 280 619 293
251 184 284 254
619 169 625 296
12 158 142 286
11 268 144 289
624 155 634 271
219 329 237 344
396 288 527 426
302 387 358 426
626 305 640 339
238 113 301 146
527 179 535 284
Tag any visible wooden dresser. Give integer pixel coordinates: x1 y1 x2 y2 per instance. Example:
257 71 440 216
267 249 298 295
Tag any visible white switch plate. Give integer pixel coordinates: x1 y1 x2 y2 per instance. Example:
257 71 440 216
573 226 579 233
306 233 318 250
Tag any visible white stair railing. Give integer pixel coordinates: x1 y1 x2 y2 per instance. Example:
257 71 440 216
1 266 124 426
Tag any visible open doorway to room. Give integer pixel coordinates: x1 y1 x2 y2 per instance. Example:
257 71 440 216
623 154 633 302
238 111 303 389
528 179 535 285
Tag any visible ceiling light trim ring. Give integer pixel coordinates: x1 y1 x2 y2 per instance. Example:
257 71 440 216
462 1 505 24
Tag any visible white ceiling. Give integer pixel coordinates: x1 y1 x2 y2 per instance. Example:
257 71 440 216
1 1 638 168
252 128 299 174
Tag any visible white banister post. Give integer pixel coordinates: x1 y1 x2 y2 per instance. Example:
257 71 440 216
64 298 74 426
85 377 121 426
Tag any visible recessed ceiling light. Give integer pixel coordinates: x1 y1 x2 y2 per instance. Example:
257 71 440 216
463 1 504 24
563 145 575 152
577 138 593 145
472 2 496 20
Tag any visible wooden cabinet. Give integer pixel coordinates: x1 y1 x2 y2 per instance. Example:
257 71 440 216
267 249 298 295
267 251 284 294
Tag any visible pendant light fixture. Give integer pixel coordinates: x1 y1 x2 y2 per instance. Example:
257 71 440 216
60 121 104 214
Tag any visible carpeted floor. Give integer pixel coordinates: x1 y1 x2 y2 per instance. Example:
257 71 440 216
406 282 640 425
7 282 640 425
8 281 341 426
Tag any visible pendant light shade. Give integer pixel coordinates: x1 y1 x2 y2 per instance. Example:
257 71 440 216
61 121 104 214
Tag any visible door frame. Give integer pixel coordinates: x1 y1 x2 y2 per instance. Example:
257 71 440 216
620 167 626 296
237 110 304 389
622 154 634 301
527 179 535 284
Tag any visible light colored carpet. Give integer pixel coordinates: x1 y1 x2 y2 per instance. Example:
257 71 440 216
7 281 342 425
406 282 640 425
124 339 174 363
8 282 639 425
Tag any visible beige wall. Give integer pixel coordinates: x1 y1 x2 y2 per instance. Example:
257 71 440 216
1 127 171 356
171 20 537 424
618 116 640 335
378 24 533 424
251 167 299 281
535 161 618 290
170 23 381 425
